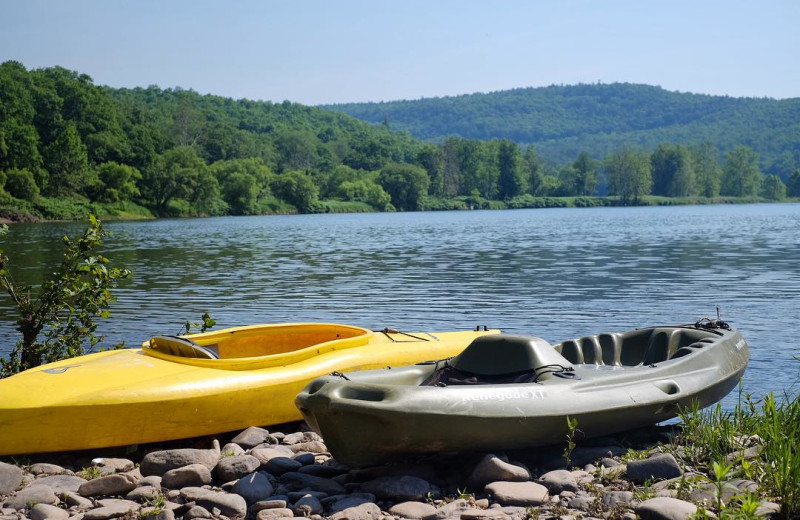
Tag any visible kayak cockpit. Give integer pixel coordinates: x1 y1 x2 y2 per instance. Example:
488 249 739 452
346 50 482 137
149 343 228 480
554 325 724 366
418 325 728 387
142 323 373 370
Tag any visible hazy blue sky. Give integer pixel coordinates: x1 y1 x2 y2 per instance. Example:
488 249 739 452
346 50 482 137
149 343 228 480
2 0 798 105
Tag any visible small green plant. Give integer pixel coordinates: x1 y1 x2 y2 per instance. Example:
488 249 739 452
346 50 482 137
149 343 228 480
144 492 166 512
621 448 650 463
633 478 657 502
563 416 579 468
720 493 762 520
709 460 736 511
524 506 540 520
181 311 216 335
0 216 131 377
455 487 473 501
77 466 102 480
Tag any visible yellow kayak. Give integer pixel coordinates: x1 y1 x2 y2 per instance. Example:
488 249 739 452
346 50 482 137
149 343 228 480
0 322 497 455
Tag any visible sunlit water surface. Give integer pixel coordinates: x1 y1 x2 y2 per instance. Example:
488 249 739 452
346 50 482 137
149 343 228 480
2 204 799 408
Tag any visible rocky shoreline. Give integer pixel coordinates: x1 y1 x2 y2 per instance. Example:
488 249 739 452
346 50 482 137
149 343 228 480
0 424 780 520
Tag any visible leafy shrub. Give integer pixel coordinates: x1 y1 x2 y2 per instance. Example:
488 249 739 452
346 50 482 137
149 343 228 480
3 168 40 201
0 217 131 377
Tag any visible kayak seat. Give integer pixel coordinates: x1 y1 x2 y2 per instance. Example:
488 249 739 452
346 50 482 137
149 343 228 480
147 336 220 359
421 335 574 386
450 335 573 378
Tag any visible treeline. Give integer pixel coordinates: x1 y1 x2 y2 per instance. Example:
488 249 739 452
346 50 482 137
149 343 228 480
1 62 798 221
327 83 800 177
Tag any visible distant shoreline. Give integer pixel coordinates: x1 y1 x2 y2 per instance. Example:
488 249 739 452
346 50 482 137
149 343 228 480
1 195 797 224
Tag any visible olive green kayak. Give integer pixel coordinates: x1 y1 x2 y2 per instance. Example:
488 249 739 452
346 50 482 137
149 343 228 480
296 319 749 467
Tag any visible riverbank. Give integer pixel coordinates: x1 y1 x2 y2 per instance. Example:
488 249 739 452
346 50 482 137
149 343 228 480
0 195 795 223
1 394 796 520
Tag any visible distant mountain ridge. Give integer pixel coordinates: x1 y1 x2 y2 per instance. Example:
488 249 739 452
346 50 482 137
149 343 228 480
324 83 800 175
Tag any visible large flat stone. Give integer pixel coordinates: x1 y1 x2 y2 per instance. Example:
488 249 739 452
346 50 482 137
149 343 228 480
196 492 247 518
626 454 682 483
3 485 59 510
636 497 697 520
140 448 220 477
360 475 430 502
484 481 548 506
78 474 138 497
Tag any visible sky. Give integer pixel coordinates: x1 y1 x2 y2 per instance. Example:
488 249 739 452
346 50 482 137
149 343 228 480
1 0 798 105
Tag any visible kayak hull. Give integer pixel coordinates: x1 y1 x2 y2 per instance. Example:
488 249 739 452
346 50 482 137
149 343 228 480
0 324 497 455
297 322 749 467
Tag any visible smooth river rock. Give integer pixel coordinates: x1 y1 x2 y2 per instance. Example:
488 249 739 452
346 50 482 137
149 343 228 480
280 472 345 495
0 462 24 495
329 502 382 520
626 454 682 483
359 475 430 501
78 473 138 497
538 469 579 494
4 484 59 510
232 427 272 449
484 481 549 506
196 491 248 518
231 471 274 505
635 497 697 520
467 454 530 489
161 464 212 489
215 454 261 482
388 501 437 519
29 503 69 520
140 447 221 477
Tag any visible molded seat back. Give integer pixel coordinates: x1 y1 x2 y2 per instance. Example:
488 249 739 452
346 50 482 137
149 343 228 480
450 334 573 376
148 336 219 359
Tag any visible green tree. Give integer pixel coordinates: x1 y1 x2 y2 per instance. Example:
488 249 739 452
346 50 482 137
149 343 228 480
0 61 45 178
605 148 652 204
788 169 800 197
377 163 430 211
270 170 320 213
93 162 141 202
523 146 544 195
497 140 524 200
691 142 720 197
572 151 597 196
651 143 695 197
141 146 208 215
275 131 319 172
42 122 89 196
3 168 39 201
759 174 786 200
721 146 761 197
417 145 445 197
0 217 131 377
440 138 464 197
337 179 392 211
211 158 274 215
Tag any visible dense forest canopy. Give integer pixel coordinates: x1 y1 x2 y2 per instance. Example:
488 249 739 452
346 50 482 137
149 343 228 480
325 83 800 178
1 62 798 221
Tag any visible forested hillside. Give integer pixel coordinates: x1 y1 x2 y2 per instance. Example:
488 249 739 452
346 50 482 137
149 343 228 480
1 63 798 222
325 83 800 177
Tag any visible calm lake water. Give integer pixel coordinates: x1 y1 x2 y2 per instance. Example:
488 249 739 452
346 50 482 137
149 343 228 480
2 204 799 407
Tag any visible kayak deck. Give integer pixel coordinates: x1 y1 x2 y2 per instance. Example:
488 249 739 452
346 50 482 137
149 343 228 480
0 323 498 455
297 321 749 466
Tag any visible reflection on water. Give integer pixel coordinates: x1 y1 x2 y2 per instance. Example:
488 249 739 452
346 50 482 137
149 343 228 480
2 203 799 406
